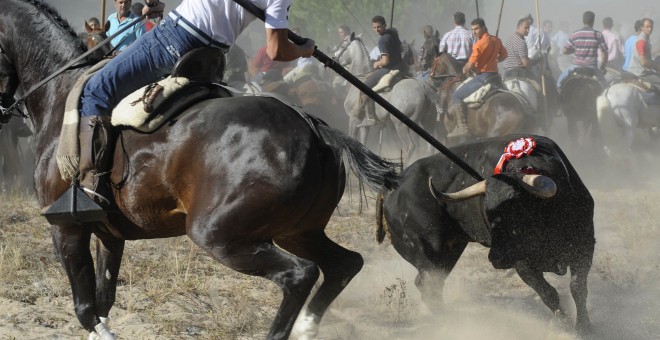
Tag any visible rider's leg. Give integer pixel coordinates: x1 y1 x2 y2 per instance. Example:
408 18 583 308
447 77 483 138
78 115 115 206
358 69 389 127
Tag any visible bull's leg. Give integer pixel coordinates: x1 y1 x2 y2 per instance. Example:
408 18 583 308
569 245 594 335
94 237 125 326
514 261 564 320
190 236 319 340
51 225 101 332
415 238 468 312
276 231 363 338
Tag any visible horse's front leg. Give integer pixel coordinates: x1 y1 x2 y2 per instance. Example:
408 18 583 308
51 225 100 332
95 236 125 328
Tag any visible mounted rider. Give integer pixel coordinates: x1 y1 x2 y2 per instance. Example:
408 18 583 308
627 18 660 99
56 0 315 218
357 15 403 128
439 12 475 71
556 11 608 90
502 17 534 80
523 14 551 83
448 18 507 138
417 25 439 78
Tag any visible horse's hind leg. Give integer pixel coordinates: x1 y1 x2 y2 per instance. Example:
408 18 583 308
51 225 100 332
94 237 125 327
190 236 319 340
276 231 363 338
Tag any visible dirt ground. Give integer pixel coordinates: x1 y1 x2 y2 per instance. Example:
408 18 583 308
1 130 660 340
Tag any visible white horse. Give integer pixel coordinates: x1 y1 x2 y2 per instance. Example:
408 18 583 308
597 82 660 156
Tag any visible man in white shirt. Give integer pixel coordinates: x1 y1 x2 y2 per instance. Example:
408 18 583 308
69 0 316 213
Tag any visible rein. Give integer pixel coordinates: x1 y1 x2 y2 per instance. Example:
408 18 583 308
0 14 147 123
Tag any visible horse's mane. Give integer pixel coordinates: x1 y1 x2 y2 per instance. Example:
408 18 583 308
19 0 87 52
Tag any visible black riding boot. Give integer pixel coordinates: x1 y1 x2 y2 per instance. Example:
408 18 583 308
78 115 115 207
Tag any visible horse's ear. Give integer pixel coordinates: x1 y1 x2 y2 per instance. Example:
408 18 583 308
84 21 92 33
350 32 356 41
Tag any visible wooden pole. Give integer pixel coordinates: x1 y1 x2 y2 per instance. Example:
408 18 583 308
475 0 480 18
535 0 549 130
495 0 504 37
390 0 395 28
101 0 106 30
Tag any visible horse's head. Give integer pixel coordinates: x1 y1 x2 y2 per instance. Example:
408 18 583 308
334 33 372 76
84 20 112 60
431 52 462 77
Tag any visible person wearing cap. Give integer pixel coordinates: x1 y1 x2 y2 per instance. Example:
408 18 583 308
64 0 316 215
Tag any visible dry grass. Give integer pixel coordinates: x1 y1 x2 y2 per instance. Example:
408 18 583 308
0 175 659 339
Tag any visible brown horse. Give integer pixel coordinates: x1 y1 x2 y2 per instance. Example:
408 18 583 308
0 1 398 339
431 53 538 144
84 20 112 61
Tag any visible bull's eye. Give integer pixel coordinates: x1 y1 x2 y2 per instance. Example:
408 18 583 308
512 229 518 235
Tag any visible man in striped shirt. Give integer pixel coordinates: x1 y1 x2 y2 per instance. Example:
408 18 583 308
439 12 475 70
502 17 533 79
556 11 608 88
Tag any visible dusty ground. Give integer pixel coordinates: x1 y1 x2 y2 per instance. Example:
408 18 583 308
1 135 660 339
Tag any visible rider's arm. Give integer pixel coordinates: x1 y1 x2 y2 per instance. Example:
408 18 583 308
266 28 315 61
142 1 165 19
497 40 508 62
374 54 390 69
637 39 660 72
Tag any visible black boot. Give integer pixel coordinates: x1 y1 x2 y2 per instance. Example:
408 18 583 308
43 115 115 225
78 115 115 206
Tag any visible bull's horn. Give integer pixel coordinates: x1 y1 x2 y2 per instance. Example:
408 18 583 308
428 177 486 202
521 174 557 199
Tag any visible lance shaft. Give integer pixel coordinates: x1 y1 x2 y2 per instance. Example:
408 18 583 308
232 0 483 181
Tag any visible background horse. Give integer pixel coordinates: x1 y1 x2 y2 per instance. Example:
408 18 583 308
83 20 112 61
597 82 660 158
0 1 398 339
558 68 603 148
433 53 536 144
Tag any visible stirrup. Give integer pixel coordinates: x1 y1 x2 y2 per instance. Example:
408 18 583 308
42 178 107 225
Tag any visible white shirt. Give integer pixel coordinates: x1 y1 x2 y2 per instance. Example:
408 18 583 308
175 0 292 46
526 26 550 60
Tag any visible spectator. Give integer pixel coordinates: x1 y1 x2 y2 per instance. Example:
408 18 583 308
106 0 146 51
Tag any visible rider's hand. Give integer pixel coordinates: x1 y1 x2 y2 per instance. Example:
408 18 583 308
299 38 316 58
142 2 165 19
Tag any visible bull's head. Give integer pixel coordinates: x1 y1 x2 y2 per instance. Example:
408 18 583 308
429 173 559 270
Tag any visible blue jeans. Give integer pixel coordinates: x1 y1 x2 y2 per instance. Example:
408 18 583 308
452 72 498 102
556 65 606 89
81 16 207 116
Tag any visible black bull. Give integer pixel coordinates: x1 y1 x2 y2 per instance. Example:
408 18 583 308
377 134 594 334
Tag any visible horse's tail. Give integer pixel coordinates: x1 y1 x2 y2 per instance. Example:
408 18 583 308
596 88 621 155
317 124 400 191
375 192 389 244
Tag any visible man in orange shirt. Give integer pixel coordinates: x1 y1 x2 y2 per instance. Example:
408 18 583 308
449 18 507 138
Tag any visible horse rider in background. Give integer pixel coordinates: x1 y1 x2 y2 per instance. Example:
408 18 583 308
502 17 533 80
106 0 146 51
439 11 475 70
59 0 315 212
628 18 660 101
600 16 624 73
448 18 507 138
556 11 608 89
623 20 643 72
357 15 403 128
417 25 439 79
523 14 550 83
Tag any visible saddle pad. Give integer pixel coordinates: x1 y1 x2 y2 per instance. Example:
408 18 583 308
464 83 492 105
112 76 190 128
372 70 400 92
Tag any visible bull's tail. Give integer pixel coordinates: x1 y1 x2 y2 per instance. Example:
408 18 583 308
317 124 400 192
375 193 388 244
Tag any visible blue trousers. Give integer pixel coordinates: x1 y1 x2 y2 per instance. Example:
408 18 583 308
556 65 606 89
80 16 207 117
452 72 498 102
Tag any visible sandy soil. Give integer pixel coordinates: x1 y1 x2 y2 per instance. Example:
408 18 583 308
1 125 660 340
